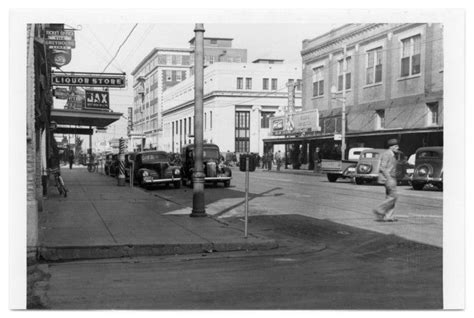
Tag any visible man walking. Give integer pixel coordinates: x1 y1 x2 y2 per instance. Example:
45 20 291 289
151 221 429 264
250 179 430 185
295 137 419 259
373 139 399 222
275 150 282 171
267 150 273 171
68 150 74 169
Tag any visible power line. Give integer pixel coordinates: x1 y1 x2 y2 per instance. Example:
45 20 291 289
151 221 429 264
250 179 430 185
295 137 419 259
102 23 139 73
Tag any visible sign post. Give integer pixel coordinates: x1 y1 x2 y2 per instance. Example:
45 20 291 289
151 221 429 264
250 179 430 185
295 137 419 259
244 156 250 238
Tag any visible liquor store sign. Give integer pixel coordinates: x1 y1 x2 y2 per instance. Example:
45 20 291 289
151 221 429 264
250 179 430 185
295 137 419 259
52 72 126 88
85 90 109 110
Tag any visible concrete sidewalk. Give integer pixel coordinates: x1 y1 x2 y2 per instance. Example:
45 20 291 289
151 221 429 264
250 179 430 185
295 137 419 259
38 166 277 261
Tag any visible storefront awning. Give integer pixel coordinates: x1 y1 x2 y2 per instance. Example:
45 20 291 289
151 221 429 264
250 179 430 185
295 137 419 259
51 108 123 128
263 127 443 144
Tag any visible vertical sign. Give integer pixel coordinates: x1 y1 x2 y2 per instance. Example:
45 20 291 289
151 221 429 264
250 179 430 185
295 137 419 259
127 107 133 135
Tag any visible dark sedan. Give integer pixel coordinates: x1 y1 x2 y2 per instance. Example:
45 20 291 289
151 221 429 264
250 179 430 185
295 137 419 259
411 146 443 190
133 151 181 188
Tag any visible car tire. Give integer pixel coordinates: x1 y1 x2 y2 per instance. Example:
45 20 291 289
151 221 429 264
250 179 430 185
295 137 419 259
355 177 364 185
174 181 181 189
327 174 338 183
224 180 230 187
412 182 425 190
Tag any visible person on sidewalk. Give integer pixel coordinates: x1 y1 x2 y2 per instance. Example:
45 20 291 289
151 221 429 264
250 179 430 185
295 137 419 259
267 150 273 171
68 150 74 169
373 138 400 222
275 150 282 171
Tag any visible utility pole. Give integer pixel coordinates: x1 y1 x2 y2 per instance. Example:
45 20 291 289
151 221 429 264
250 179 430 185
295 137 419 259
190 23 206 217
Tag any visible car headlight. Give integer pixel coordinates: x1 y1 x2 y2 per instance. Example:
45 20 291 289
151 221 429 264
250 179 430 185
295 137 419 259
142 171 149 177
417 167 428 176
358 164 372 173
174 169 180 175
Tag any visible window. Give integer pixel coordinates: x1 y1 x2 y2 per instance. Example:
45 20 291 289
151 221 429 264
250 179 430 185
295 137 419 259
262 78 269 90
261 111 274 128
376 110 385 129
166 55 172 65
235 111 250 153
312 66 324 97
296 79 302 91
245 78 252 89
271 78 278 90
210 111 212 130
401 34 421 77
182 55 190 65
210 39 217 44
366 47 383 84
172 55 181 65
337 57 352 91
175 120 178 134
176 71 182 82
237 77 243 89
204 112 207 130
209 56 215 64
189 117 192 135
184 118 187 137
427 102 439 125
158 55 167 64
165 70 172 82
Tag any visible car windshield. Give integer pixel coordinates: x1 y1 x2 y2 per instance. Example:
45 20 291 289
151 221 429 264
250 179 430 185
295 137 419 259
362 152 380 159
417 150 442 159
142 153 169 162
188 148 220 160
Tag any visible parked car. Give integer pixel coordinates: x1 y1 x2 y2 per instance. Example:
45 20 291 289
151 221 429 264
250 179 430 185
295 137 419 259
354 149 410 185
133 151 181 188
181 143 232 187
411 146 443 190
321 147 372 183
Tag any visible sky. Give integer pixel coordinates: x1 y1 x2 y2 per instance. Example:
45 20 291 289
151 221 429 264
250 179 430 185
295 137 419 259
55 21 340 149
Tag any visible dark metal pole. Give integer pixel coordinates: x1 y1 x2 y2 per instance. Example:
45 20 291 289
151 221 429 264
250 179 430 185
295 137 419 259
191 23 206 217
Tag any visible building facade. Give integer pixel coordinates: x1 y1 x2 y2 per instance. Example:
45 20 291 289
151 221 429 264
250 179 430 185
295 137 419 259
130 38 248 151
160 62 302 155
265 23 443 165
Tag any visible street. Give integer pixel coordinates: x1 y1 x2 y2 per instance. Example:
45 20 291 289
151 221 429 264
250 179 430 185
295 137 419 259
28 167 443 309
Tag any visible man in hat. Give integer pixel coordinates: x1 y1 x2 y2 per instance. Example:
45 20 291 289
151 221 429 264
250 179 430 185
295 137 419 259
373 138 400 222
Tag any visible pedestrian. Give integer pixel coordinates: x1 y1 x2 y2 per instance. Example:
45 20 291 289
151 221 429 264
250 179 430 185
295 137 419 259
68 150 74 169
373 138 400 222
267 150 274 171
275 150 282 171
314 147 321 172
261 152 267 169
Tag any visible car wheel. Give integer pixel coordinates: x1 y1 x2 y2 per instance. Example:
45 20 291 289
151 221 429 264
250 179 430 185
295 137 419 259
327 174 338 183
355 177 364 185
174 181 181 189
412 182 425 190
224 180 230 187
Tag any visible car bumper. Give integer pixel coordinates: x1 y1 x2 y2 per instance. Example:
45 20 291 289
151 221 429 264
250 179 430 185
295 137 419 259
142 176 180 184
411 177 443 183
204 176 232 182
354 173 378 179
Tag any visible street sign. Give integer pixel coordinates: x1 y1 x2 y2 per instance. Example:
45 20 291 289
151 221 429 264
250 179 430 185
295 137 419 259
334 134 342 141
45 39 76 48
85 90 110 110
51 72 127 88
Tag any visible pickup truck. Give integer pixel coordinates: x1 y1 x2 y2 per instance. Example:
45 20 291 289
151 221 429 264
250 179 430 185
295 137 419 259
321 148 372 182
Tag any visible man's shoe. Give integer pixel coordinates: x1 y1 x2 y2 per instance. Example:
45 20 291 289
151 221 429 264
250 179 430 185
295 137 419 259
372 209 384 220
383 217 398 222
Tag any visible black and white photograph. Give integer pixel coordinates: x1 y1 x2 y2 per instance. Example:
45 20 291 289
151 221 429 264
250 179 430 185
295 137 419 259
7 5 469 312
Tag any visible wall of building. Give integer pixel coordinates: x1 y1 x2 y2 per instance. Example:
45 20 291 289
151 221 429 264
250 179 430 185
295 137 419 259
301 23 443 138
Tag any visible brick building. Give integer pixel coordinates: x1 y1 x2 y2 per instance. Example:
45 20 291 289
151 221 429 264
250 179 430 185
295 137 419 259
266 23 443 165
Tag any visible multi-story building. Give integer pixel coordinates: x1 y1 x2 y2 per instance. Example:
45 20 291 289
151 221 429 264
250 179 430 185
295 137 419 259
265 23 443 164
160 61 301 155
130 37 248 150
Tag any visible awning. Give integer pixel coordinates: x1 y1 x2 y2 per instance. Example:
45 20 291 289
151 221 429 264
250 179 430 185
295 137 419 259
51 108 123 135
263 127 443 144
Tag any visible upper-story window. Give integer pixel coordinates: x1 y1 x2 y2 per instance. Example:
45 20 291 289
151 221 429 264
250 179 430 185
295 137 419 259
176 71 182 82
401 34 421 77
237 77 243 90
209 56 215 64
312 66 324 97
158 55 167 65
262 78 269 90
366 47 383 84
271 78 278 90
182 55 190 65
261 111 274 129
375 109 385 129
337 57 352 91
172 55 182 65
210 39 217 45
165 70 172 82
427 102 439 125
245 78 252 90
166 55 172 65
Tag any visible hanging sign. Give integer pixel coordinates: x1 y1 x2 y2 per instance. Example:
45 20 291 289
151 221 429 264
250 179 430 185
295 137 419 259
85 90 110 110
51 72 126 88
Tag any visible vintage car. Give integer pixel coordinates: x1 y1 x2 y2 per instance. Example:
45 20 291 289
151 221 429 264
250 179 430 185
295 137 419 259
354 148 410 185
411 146 443 190
133 151 182 188
181 143 232 187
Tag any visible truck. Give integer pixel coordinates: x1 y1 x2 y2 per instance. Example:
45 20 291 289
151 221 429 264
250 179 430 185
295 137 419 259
321 148 372 183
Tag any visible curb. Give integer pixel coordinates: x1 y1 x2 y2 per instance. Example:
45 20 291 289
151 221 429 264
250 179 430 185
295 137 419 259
38 239 279 262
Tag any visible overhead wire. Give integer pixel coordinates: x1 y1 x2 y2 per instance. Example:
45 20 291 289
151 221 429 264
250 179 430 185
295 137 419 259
85 25 125 72
102 23 139 73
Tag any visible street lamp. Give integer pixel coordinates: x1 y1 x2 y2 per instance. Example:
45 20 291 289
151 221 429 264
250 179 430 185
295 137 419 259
330 46 347 161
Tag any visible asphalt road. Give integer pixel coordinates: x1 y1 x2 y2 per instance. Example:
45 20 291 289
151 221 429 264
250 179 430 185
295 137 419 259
29 168 443 309
31 214 442 309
